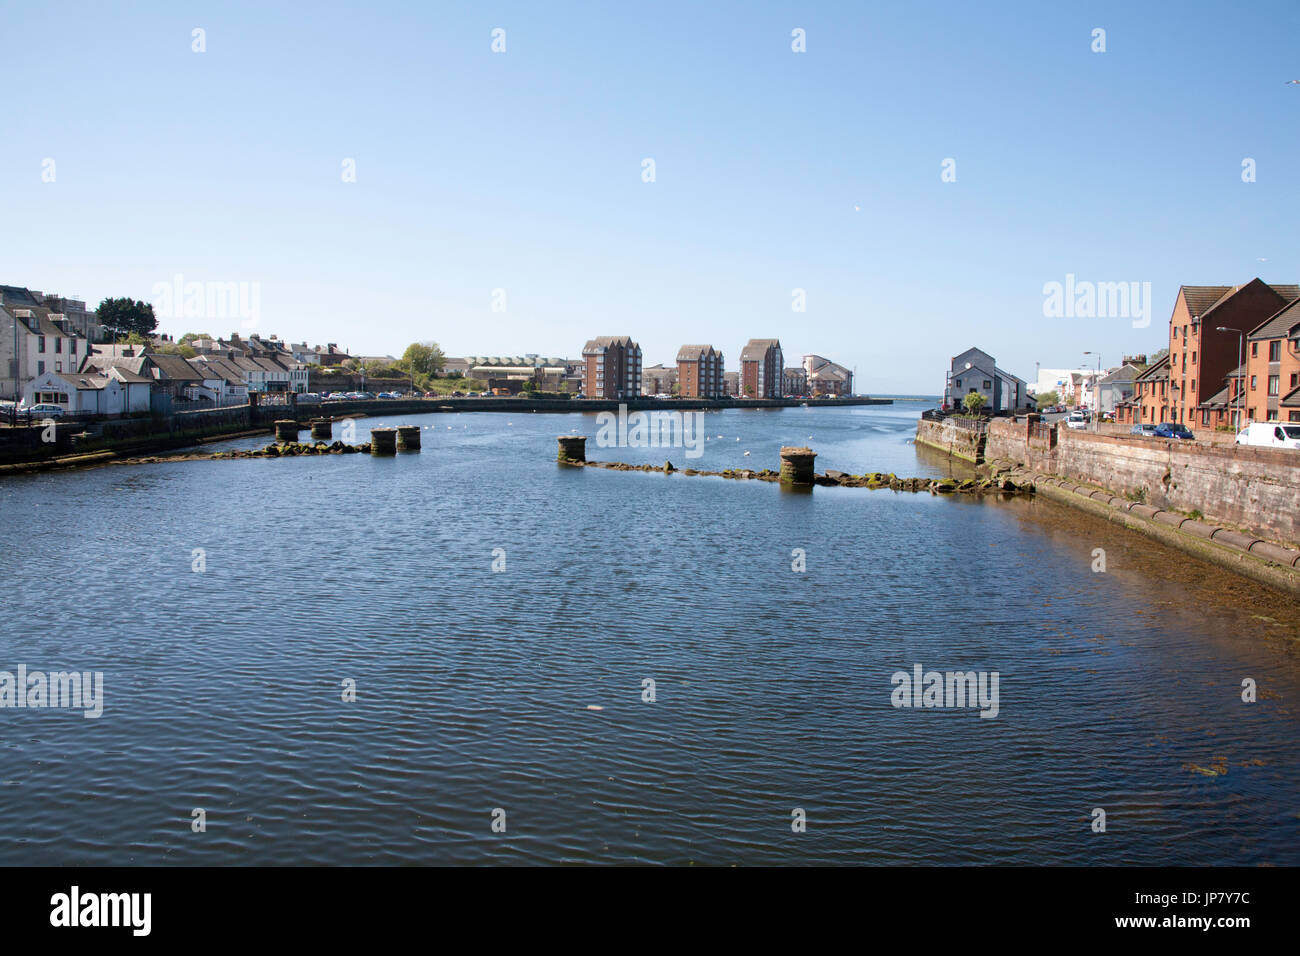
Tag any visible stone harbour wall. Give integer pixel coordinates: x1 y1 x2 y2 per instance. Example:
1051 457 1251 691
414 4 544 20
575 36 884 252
913 418 987 464
986 418 1300 547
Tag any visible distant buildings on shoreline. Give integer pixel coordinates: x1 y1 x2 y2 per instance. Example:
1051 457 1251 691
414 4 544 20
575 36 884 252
2 278 861 411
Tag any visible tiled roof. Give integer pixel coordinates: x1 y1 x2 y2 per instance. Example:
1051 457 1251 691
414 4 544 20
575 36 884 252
192 356 246 385
1098 363 1143 385
88 357 153 383
1181 280 1299 323
1180 286 1235 318
1198 385 1233 408
740 338 780 362
1134 354 1170 382
583 336 637 353
0 285 42 309
146 353 205 382
676 344 718 361
1248 295 1300 340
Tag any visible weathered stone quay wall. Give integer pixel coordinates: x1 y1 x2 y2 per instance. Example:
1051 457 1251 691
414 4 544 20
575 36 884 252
913 418 987 464
985 419 1300 548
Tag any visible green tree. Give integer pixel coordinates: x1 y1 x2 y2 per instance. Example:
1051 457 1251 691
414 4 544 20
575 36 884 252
179 332 212 345
96 297 157 341
961 391 987 417
399 341 446 377
156 342 197 358
1035 390 1059 408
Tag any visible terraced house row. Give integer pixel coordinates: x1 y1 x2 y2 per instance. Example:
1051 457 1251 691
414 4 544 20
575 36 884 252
1116 278 1300 429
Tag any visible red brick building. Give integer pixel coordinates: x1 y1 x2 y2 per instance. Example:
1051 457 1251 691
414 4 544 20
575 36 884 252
582 335 642 399
1116 280 1297 427
676 344 724 398
1243 296 1300 424
739 338 783 398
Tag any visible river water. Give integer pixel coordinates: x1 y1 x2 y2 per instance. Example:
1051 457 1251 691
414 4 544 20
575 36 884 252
1 400 1298 865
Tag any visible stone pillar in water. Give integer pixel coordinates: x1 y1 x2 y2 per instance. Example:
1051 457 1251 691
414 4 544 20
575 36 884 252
274 420 299 443
557 436 587 462
779 446 816 485
396 425 421 450
370 427 397 456
310 418 333 440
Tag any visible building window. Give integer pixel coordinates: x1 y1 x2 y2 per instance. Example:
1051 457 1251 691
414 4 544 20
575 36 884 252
982 380 991 389
71 339 77 354
1251 342 1259 358
1270 341 1282 362
1191 351 1196 364
37 361 45 374
1267 410 1279 421
1251 375 1257 390
1291 373 1298 389
1269 375 1279 396
55 338 62 354
38 336 46 353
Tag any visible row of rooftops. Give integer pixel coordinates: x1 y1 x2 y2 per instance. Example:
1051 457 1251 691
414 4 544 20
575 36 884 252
1123 280 1300 412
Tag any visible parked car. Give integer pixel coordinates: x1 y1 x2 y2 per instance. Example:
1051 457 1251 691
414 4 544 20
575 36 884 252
1065 410 1088 430
1235 422 1300 449
20 403 66 420
1153 422 1195 440
1131 423 1159 437
297 392 322 403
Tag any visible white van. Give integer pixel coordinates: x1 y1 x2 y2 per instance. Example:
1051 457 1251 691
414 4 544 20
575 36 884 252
1235 422 1300 449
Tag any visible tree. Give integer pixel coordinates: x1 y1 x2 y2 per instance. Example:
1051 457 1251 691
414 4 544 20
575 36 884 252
399 341 445 377
96 297 157 341
961 391 987 417
179 332 212 345
1035 390 1059 409
156 342 196 358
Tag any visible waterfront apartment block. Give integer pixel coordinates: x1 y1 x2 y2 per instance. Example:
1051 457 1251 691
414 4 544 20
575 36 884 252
582 335 642 399
803 354 853 396
1117 280 1298 428
782 366 808 396
676 345 725 398
943 347 1027 412
643 363 678 396
739 339 783 398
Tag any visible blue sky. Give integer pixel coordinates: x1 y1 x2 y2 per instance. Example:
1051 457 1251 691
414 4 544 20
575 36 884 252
4 0 1298 392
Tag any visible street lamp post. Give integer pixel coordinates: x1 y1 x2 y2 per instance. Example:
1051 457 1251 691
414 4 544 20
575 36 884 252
1216 326 1245 431
1083 351 1101 412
